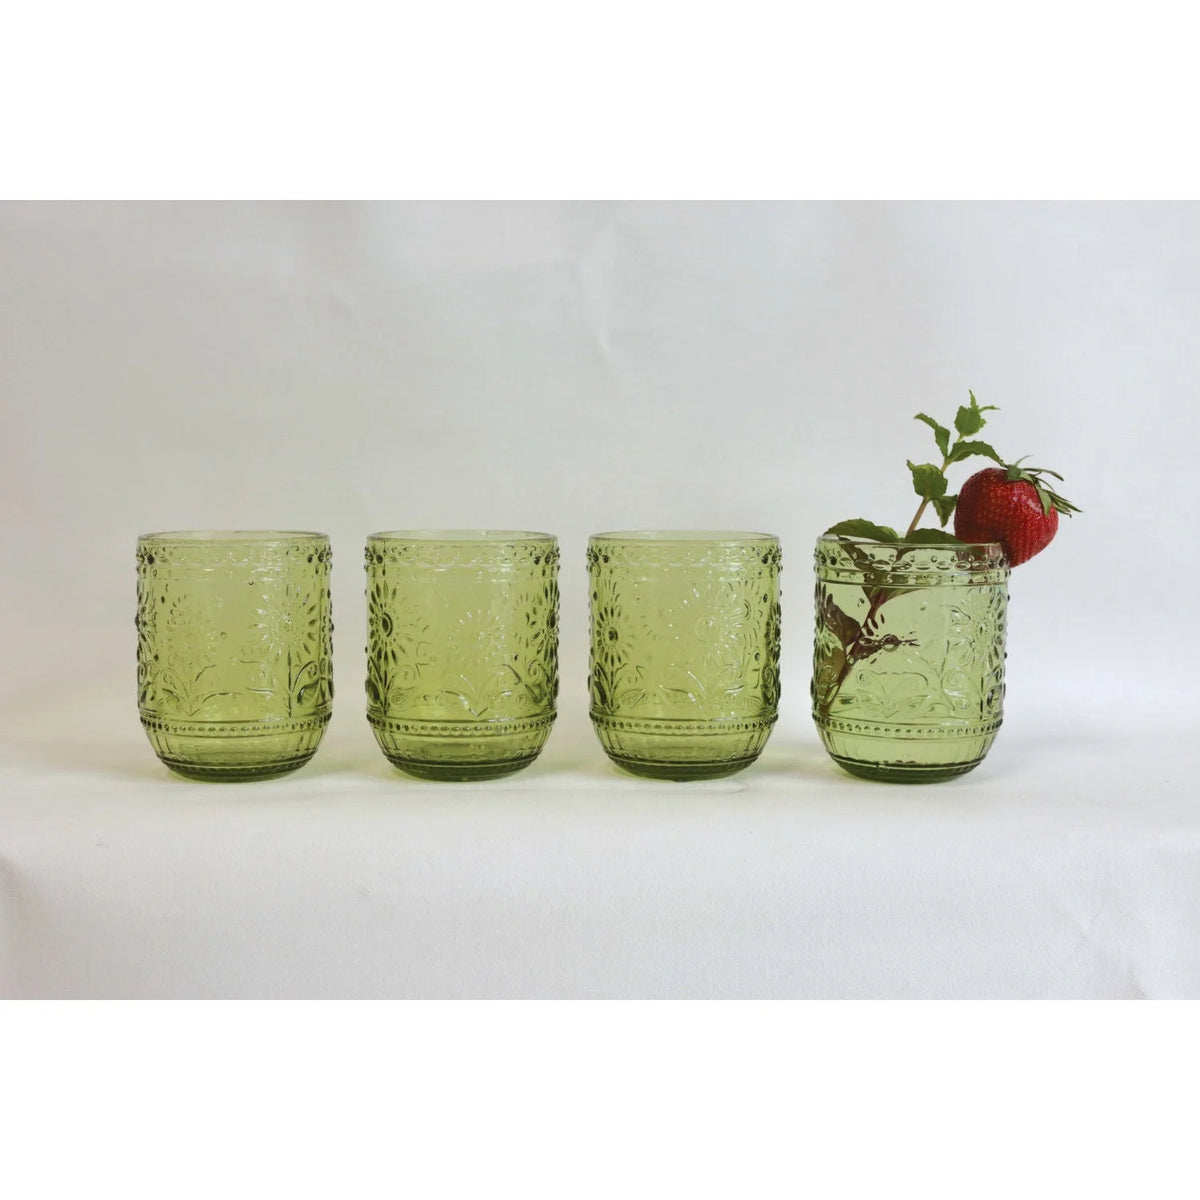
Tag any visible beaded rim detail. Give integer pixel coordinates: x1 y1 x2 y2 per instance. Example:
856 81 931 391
814 536 1008 587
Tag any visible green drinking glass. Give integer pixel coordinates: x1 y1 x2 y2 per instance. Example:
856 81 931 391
365 531 559 781
136 531 333 780
812 535 1009 783
588 531 782 780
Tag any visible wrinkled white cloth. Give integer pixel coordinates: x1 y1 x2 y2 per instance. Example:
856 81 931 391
3 702 1196 998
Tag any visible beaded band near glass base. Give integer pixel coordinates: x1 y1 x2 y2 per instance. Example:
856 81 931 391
368 713 555 781
814 716 1003 784
140 715 330 781
591 713 777 781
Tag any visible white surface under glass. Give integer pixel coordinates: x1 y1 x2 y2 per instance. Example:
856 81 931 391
2 696 1195 998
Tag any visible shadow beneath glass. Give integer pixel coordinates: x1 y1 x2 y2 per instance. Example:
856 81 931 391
3 737 170 783
3 732 368 787
752 738 839 781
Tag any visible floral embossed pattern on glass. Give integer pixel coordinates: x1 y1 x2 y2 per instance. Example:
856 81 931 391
588 531 781 780
812 536 1008 783
366 531 559 781
136 531 333 780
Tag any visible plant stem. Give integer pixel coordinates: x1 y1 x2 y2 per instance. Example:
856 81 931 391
820 585 889 716
819 450 951 718
904 499 929 539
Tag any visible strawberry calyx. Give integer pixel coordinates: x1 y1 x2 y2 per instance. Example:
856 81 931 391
1001 457 1082 518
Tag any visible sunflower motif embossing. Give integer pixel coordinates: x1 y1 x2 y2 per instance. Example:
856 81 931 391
366 577 435 714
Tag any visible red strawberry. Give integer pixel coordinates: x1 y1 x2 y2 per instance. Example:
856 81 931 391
954 462 1080 566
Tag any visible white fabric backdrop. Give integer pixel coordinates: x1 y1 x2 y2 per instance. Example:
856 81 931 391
2 201 1197 997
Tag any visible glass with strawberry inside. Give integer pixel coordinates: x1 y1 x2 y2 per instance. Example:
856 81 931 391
813 394 1079 783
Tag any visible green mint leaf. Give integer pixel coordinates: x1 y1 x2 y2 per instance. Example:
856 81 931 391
954 391 1000 437
947 439 1004 466
954 405 986 437
932 494 958 525
914 412 951 459
906 528 966 545
907 460 947 501
824 519 900 542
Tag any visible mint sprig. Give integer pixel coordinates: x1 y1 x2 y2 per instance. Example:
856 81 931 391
824 390 1006 542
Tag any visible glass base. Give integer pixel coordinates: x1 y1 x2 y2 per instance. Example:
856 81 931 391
369 713 554 783
607 753 762 781
142 714 328 782
828 754 984 784
816 717 999 785
161 754 316 782
383 754 539 782
591 712 775 783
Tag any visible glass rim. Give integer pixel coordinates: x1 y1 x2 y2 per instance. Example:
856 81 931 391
815 533 1005 552
590 530 779 545
368 529 556 545
138 529 329 545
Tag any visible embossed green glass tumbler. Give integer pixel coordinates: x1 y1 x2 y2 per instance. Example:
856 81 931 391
136 531 333 780
588 532 782 780
366 531 559 781
812 536 1009 783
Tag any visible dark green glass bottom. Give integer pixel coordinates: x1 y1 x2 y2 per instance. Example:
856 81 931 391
142 715 329 782
591 712 775 782
607 753 763 781
369 713 554 783
382 754 540 782
162 754 317 782
827 754 985 784
815 717 1000 785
